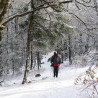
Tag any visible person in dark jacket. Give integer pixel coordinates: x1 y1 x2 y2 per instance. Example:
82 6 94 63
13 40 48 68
51 52 61 77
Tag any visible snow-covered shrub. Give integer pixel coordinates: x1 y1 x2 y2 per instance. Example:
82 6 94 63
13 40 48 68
74 66 98 98
72 50 98 68
72 55 88 67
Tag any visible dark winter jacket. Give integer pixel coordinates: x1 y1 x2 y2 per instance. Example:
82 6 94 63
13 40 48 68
51 53 61 67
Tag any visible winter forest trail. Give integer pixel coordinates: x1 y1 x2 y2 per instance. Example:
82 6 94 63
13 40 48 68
0 68 80 98
0 52 90 98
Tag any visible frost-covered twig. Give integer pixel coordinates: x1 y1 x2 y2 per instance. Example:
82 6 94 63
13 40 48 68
75 66 98 97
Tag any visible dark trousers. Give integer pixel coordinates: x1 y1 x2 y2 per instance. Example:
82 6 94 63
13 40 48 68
53 66 59 77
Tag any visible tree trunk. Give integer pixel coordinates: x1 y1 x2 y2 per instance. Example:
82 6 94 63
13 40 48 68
0 0 10 77
30 43 33 70
61 52 63 63
79 33 83 55
68 34 72 65
12 59 15 75
15 17 18 33
36 52 41 70
0 0 10 40
33 55 36 69
6 27 9 74
22 15 33 84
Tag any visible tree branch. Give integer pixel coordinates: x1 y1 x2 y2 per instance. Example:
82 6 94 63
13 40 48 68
81 0 91 3
59 0 73 5
0 0 10 25
3 0 73 25
42 0 73 4
3 5 51 25
3 11 34 25
75 0 95 8
68 11 90 31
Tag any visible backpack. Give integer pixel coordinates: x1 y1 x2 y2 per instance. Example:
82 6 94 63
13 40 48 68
52 56 61 64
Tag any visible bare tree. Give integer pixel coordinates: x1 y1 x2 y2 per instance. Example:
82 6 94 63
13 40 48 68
0 0 10 77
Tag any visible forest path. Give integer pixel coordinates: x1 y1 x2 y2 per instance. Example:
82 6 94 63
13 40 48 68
0 64 88 98
0 52 89 98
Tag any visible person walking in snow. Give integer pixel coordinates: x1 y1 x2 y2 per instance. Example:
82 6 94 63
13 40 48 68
51 52 61 78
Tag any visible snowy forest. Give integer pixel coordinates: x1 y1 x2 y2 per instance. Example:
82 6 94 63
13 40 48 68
0 0 98 98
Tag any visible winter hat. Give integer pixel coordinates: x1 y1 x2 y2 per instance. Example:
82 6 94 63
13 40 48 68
54 52 57 56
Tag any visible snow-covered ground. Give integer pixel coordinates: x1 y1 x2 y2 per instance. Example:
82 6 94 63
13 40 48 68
0 52 98 98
